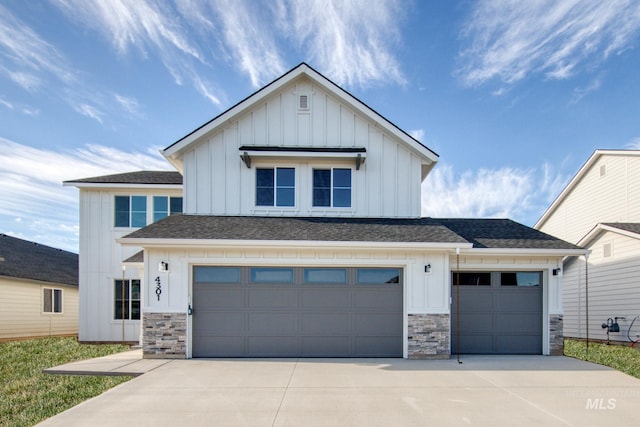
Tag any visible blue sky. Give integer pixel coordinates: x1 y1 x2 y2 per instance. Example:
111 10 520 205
1 0 640 252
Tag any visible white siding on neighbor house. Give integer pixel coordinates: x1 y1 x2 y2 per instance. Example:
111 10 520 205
562 230 640 342
181 78 424 218
539 154 640 243
78 187 182 342
0 278 78 340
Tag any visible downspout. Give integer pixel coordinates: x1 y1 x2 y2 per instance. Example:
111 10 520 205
584 253 590 360
456 247 461 364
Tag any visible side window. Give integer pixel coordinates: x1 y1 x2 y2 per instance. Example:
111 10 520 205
114 280 141 320
153 196 183 222
115 196 147 228
43 288 62 313
256 168 295 207
313 168 352 208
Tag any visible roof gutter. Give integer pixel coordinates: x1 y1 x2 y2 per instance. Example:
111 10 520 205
117 237 473 251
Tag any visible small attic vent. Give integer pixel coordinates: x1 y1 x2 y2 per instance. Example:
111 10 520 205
600 164 607 177
298 94 309 111
603 242 613 258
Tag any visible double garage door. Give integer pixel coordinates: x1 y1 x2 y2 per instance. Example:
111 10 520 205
451 271 543 354
192 266 403 357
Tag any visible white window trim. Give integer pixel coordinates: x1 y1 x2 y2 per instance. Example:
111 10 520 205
310 166 354 210
42 287 63 314
254 166 298 210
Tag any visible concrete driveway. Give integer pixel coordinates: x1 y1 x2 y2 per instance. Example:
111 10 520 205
39 355 640 426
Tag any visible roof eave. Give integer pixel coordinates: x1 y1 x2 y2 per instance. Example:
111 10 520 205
117 237 472 251
63 182 183 189
463 247 588 257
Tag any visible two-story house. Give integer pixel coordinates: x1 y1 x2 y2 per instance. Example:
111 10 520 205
66 63 584 358
535 150 640 344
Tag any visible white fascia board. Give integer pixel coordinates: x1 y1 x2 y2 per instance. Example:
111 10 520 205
534 149 640 229
64 182 183 190
577 223 640 248
117 237 472 251
163 66 309 159
162 63 438 167
461 247 588 257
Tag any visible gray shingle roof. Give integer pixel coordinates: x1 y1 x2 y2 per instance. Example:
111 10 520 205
602 223 640 235
65 171 182 185
122 215 581 250
0 234 78 286
437 218 583 249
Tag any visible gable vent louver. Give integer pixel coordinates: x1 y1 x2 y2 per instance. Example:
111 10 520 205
298 94 309 111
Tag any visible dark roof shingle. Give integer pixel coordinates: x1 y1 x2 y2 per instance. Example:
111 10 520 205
602 223 640 235
65 171 182 185
0 234 78 286
122 215 581 250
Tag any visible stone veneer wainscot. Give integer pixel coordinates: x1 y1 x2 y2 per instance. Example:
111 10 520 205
143 312 187 359
549 314 564 356
407 313 450 359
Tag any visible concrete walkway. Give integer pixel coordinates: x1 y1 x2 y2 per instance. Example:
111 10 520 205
44 349 169 377
40 355 640 426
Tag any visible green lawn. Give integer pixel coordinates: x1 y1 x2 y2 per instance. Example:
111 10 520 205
0 337 131 427
564 339 640 379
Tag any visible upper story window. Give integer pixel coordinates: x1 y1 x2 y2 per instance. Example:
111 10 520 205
153 196 183 222
312 168 352 208
115 195 147 228
256 167 295 207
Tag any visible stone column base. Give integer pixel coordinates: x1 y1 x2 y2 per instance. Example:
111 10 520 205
143 312 187 359
549 314 564 355
407 313 450 359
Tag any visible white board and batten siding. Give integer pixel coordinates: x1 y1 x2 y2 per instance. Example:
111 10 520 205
182 78 424 218
562 229 640 342
77 187 182 342
0 277 78 340
539 153 640 243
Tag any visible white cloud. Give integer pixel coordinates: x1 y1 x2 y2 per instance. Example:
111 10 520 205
278 0 406 88
75 104 105 124
421 162 569 226
0 137 173 252
409 129 425 142
570 75 603 104
0 97 13 109
458 0 640 87
114 94 142 116
626 137 640 149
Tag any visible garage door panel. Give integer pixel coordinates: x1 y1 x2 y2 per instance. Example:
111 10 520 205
301 289 350 308
453 334 494 354
354 289 402 309
248 288 298 308
451 271 543 355
355 336 402 357
496 292 541 311
496 313 540 333
458 313 493 331
302 337 350 356
193 336 245 357
457 292 493 312
248 336 297 356
355 313 402 335
496 334 541 354
249 312 298 333
301 313 350 334
197 288 244 308
194 311 245 333
193 266 403 357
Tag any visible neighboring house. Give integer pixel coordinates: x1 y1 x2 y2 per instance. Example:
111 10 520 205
66 63 583 359
0 234 78 341
535 150 640 344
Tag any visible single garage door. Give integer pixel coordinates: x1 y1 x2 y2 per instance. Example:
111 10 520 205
192 266 403 357
451 271 542 354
